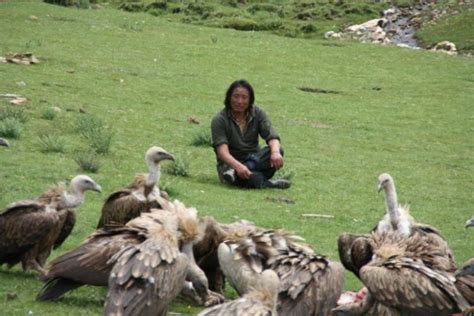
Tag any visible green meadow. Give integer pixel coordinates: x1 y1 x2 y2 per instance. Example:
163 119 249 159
0 1 473 315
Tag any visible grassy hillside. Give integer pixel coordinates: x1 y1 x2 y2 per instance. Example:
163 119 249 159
1 1 473 315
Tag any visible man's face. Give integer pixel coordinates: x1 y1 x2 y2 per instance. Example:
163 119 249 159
230 87 250 114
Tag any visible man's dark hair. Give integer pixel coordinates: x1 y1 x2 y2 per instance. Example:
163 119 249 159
224 79 255 110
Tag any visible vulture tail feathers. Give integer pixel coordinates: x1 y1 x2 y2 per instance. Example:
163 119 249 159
36 278 82 301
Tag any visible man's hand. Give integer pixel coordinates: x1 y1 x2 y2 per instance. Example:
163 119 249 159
235 164 252 179
270 151 284 169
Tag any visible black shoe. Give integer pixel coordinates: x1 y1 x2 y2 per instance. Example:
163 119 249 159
265 179 291 189
223 169 235 184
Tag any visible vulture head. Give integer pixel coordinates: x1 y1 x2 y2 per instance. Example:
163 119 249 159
377 173 394 193
0 137 9 147
61 175 102 208
465 217 474 229
146 146 175 166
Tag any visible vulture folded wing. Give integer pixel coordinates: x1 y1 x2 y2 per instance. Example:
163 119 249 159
54 209 76 249
198 297 273 316
0 202 58 266
97 189 157 228
455 258 474 306
37 227 143 301
270 244 344 316
360 257 470 314
105 238 188 316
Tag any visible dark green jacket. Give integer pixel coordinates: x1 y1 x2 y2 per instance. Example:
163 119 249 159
211 106 280 165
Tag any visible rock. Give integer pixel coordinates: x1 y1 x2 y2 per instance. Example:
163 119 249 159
432 41 457 55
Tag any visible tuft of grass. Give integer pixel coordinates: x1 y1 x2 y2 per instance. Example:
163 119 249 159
41 108 57 120
274 168 295 181
164 155 189 177
76 114 113 154
191 129 212 147
38 133 66 153
0 106 28 123
0 118 22 138
74 151 101 173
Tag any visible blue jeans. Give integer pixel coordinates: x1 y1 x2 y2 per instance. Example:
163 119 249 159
235 147 284 189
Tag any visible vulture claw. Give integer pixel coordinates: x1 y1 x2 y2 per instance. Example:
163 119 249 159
204 290 225 307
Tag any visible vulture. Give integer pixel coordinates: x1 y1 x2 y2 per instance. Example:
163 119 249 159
97 146 174 228
466 217 474 229
192 217 257 295
198 269 280 316
104 210 189 316
455 218 474 314
218 227 344 316
0 175 101 275
376 173 413 236
358 231 470 316
38 199 223 307
0 137 9 147
338 173 455 279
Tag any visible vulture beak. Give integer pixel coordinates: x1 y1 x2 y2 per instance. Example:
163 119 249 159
160 151 175 162
377 183 382 193
0 138 9 147
93 184 102 193
465 218 474 229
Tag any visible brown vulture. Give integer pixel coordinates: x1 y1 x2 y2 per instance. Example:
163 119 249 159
0 137 9 147
198 269 279 316
0 175 101 275
97 146 174 228
218 227 344 316
192 217 257 295
38 200 223 307
338 173 455 280
455 218 474 314
361 231 470 315
104 210 189 316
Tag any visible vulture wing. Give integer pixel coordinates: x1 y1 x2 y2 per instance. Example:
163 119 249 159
455 258 474 306
37 226 142 301
104 237 188 316
53 209 76 249
360 257 470 315
269 243 344 316
0 201 58 266
97 189 164 228
198 297 273 316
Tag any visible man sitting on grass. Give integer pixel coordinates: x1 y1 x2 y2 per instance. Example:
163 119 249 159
211 79 290 189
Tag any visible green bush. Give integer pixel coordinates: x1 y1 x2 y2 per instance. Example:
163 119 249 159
41 108 57 120
164 155 189 177
191 129 212 147
76 114 113 154
0 118 22 138
0 106 28 123
38 133 66 153
75 151 101 173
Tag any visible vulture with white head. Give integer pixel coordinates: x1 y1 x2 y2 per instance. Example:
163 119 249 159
0 175 101 275
38 199 223 307
218 227 344 316
104 210 189 316
0 137 9 147
198 269 280 316
97 146 174 228
356 231 470 316
338 173 455 280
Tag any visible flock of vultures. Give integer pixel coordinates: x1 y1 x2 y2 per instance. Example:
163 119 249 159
0 140 473 316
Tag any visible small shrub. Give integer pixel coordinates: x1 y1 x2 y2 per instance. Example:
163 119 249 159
191 129 212 147
75 151 101 173
0 118 22 138
41 108 57 120
164 155 189 177
38 134 66 153
0 106 28 123
223 17 258 31
76 114 113 154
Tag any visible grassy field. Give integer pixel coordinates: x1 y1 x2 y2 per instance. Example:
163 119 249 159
1 1 473 315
